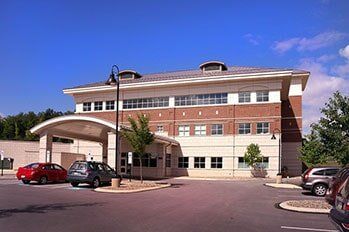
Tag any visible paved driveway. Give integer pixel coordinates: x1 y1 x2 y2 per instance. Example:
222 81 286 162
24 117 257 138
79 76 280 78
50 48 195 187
0 178 337 232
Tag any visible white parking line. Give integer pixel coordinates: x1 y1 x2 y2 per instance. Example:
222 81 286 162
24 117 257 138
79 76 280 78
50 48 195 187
281 226 338 232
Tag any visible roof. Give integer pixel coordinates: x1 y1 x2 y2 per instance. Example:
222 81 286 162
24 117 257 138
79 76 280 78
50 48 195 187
66 66 309 90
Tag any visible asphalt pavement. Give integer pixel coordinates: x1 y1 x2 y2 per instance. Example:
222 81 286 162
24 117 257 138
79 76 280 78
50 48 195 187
0 178 338 232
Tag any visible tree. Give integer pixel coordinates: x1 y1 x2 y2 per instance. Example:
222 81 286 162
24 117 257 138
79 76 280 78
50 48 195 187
300 91 349 167
244 143 262 168
299 131 328 167
0 109 73 142
122 114 154 183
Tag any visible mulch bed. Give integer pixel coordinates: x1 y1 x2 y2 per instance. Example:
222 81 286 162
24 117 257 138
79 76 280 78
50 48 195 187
102 181 166 191
286 200 332 210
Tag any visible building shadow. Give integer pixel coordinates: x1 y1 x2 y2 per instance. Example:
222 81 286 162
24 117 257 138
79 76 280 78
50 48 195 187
0 202 104 219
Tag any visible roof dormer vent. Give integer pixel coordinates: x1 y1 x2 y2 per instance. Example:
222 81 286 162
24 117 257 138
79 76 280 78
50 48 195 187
199 61 227 72
119 70 142 80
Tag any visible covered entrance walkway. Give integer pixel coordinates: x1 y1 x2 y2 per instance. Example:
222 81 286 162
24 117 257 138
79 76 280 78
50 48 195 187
30 115 179 178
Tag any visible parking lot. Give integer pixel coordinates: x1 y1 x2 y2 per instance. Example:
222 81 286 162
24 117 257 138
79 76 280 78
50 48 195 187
0 177 338 232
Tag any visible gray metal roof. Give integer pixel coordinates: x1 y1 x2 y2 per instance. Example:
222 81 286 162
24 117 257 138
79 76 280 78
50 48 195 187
67 66 309 90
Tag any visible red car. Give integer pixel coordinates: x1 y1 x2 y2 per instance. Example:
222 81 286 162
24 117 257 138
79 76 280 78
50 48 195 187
16 163 67 184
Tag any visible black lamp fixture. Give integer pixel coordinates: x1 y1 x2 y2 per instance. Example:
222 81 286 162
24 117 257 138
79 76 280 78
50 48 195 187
105 65 120 175
271 128 282 174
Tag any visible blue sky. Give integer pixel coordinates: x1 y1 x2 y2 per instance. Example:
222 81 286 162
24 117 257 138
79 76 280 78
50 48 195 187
0 0 348 132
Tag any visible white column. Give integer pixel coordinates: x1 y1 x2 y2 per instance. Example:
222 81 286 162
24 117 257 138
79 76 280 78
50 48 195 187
39 132 53 163
107 132 116 169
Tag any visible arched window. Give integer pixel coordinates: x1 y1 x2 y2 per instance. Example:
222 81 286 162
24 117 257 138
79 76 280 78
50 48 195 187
199 61 227 72
119 70 142 80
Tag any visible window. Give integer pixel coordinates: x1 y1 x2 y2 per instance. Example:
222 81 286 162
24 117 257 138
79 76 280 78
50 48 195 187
211 157 222 168
194 125 206 136
238 157 249 169
324 169 339 176
238 157 269 169
83 102 91 112
120 73 134 79
313 170 326 176
238 123 251 134
123 97 169 109
257 157 269 169
175 93 227 106
106 101 115 110
166 154 171 168
178 157 189 168
256 91 269 102
132 153 157 167
157 125 164 133
194 157 205 168
238 92 251 103
211 124 223 135
178 125 190 136
53 164 64 170
94 101 103 111
257 122 269 134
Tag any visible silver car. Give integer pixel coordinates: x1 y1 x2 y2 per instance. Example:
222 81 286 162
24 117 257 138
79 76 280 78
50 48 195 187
301 167 339 196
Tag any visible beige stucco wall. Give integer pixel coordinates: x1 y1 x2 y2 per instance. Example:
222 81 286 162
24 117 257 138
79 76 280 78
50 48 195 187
0 140 71 169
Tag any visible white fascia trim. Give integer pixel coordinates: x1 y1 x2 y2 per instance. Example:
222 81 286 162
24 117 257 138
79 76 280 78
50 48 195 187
63 71 292 95
30 115 117 134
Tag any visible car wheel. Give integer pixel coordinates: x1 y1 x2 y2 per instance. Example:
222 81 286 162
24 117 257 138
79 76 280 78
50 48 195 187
71 182 79 187
39 176 48 185
91 178 100 188
313 183 327 196
22 179 30 184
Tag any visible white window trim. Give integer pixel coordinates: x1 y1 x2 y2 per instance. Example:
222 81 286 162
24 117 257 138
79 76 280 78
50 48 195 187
238 123 251 135
256 122 270 135
211 124 224 136
194 124 206 136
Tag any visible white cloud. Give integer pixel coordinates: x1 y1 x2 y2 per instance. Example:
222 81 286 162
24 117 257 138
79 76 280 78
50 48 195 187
316 54 336 63
0 112 5 118
332 44 349 77
339 44 349 59
272 31 346 53
244 33 261 46
300 54 349 134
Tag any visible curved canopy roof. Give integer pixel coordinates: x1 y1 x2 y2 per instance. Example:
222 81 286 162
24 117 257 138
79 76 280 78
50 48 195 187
30 115 178 145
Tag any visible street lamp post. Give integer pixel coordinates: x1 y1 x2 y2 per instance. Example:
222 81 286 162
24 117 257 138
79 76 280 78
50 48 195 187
105 65 120 176
271 128 282 174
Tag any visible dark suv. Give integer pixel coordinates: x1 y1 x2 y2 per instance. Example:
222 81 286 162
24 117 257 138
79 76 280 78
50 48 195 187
67 161 117 188
301 167 339 196
326 167 349 205
329 177 349 232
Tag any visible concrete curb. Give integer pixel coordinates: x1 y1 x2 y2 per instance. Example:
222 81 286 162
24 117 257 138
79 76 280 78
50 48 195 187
173 177 269 181
278 201 330 214
94 184 171 194
264 183 302 189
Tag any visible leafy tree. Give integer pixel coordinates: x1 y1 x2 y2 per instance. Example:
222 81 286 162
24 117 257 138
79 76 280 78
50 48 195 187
299 131 328 167
0 109 73 142
244 143 262 168
122 114 154 183
300 92 349 167
315 92 349 166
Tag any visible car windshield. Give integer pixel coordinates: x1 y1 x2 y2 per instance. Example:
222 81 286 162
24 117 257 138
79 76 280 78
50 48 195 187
24 163 40 169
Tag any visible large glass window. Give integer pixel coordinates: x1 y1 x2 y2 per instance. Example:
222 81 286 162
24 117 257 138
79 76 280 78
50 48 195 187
238 123 251 134
238 92 251 103
211 157 223 168
178 125 190 136
256 91 269 102
194 157 205 168
166 154 171 168
106 101 115 110
238 157 269 169
94 101 103 111
194 125 206 136
175 93 227 106
257 122 269 134
178 157 189 168
123 97 169 109
211 124 223 135
83 102 91 112
132 153 157 167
